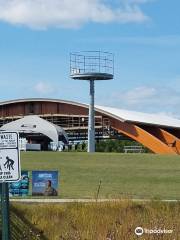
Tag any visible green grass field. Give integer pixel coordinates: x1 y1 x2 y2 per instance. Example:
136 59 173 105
20 152 180 200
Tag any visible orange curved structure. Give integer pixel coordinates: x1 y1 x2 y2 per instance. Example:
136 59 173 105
159 128 180 154
140 126 180 154
0 98 179 154
110 118 177 154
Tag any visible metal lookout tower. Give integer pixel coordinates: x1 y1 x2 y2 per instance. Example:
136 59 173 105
70 51 114 152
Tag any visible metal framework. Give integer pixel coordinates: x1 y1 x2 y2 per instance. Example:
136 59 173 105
70 51 114 79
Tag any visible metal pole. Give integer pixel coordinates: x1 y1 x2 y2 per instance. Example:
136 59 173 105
1 182 11 240
88 80 95 152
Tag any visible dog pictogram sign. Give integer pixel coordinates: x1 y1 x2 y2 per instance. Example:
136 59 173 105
0 132 21 182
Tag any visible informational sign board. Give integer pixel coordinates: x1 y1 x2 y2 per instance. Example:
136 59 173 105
0 132 21 182
9 171 29 196
32 171 58 196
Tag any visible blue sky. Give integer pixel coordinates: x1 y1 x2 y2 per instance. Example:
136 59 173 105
0 0 180 116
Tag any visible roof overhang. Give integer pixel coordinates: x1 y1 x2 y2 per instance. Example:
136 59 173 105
1 98 180 129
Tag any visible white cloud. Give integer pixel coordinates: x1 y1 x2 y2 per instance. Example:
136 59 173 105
120 86 180 109
0 0 150 29
121 86 156 104
34 81 55 95
97 83 180 117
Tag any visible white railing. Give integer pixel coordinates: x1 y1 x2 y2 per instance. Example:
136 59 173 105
124 145 144 153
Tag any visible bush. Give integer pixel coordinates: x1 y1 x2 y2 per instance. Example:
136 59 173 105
96 139 149 153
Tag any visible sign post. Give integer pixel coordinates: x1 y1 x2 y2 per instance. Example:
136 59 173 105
1 182 10 240
0 131 21 240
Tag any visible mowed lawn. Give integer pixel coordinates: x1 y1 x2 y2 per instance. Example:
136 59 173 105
21 152 180 200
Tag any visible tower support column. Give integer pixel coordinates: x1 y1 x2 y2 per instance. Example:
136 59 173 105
88 80 95 152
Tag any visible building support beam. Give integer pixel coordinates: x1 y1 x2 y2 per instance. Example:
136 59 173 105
142 126 180 154
160 128 180 154
110 119 177 154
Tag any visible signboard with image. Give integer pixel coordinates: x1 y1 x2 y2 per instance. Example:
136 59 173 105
9 170 29 196
32 171 58 196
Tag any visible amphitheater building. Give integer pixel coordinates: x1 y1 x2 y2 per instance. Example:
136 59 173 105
0 98 180 154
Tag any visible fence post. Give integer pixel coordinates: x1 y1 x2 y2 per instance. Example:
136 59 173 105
1 182 11 240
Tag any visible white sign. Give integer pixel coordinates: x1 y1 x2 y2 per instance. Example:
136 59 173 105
0 132 21 182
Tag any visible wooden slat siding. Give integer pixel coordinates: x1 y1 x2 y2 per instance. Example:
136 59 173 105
0 101 104 118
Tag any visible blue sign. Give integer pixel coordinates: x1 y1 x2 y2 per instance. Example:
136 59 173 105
32 171 58 196
9 171 29 197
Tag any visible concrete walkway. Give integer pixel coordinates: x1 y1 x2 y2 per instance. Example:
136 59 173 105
10 198 180 203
